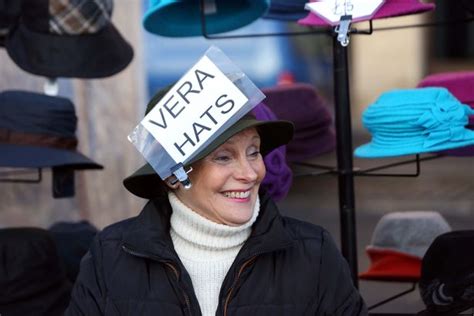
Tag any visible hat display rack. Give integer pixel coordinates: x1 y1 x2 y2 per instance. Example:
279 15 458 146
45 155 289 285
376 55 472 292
192 0 474 306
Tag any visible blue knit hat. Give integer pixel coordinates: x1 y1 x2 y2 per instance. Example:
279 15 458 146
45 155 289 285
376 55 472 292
143 0 269 37
355 87 474 158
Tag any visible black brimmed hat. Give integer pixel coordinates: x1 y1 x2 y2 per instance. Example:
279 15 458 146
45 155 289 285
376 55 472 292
5 0 133 78
418 230 474 316
123 86 294 199
0 90 102 170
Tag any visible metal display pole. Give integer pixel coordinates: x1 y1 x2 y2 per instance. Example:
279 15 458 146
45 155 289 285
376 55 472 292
332 35 359 287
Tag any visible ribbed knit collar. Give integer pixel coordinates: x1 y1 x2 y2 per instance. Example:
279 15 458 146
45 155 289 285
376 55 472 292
169 192 260 252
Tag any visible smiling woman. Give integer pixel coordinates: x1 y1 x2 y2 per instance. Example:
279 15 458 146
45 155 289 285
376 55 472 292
65 86 368 316
174 128 265 226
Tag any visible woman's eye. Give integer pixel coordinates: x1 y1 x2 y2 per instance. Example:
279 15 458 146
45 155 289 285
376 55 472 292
249 151 260 158
214 155 231 162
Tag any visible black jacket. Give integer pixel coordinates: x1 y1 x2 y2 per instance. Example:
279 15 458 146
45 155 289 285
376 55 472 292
65 194 367 315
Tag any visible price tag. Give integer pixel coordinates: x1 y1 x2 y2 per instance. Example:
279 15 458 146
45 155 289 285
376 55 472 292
305 0 385 25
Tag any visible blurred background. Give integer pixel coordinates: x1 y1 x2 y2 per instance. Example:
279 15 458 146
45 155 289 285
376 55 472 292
0 0 473 313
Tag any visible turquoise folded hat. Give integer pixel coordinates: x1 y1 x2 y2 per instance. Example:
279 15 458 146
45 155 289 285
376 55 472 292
143 0 269 37
355 87 474 158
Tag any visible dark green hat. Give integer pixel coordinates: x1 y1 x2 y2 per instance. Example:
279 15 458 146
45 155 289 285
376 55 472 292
123 85 294 199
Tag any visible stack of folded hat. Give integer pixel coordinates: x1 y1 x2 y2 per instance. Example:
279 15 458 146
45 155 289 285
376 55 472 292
355 87 474 158
143 0 270 37
418 230 474 316
417 71 474 156
3 0 133 78
359 211 451 282
252 103 293 202
298 0 435 27
263 0 308 21
262 83 336 163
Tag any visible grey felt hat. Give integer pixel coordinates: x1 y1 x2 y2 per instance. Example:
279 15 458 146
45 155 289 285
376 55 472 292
367 211 452 258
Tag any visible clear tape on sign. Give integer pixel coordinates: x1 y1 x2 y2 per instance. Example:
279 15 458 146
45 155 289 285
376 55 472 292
128 45 265 181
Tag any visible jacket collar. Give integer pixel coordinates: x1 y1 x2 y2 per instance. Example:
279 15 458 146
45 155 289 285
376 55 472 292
122 193 294 262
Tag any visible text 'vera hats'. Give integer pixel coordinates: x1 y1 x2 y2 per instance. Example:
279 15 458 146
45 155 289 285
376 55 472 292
418 231 474 316
143 0 269 37
0 90 103 170
417 71 474 156
354 87 474 158
123 86 294 199
261 83 336 162
5 0 133 78
359 211 451 282
298 0 435 27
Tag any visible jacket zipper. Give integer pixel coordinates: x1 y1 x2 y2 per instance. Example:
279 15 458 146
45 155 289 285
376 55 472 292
164 262 192 315
223 256 257 316
122 244 192 315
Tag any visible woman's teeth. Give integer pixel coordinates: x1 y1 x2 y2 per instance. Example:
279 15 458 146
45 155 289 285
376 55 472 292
224 191 250 199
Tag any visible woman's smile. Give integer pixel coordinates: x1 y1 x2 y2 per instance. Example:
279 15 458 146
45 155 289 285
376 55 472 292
174 127 265 226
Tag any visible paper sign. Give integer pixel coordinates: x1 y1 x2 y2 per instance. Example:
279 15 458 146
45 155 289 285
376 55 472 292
305 0 385 25
141 55 249 163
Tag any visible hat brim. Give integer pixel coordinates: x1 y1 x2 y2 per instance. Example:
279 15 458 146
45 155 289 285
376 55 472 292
359 248 422 282
5 23 133 78
143 0 269 37
123 117 294 199
354 130 474 158
0 144 103 169
298 0 435 27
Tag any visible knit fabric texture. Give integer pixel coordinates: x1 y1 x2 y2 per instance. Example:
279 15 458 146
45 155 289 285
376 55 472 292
168 192 260 316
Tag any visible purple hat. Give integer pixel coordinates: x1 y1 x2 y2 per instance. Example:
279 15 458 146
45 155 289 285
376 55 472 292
298 0 435 27
417 72 474 156
262 83 336 162
252 103 293 202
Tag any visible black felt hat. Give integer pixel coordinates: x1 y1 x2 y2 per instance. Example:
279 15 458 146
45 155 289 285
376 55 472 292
123 86 294 199
418 230 474 316
5 0 133 78
0 0 21 46
0 90 103 170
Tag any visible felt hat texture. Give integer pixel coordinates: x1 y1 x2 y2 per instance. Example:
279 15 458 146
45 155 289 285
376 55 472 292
262 83 336 162
418 230 474 316
360 211 451 282
355 88 474 158
0 90 103 170
143 0 269 37
298 0 435 27
5 0 133 78
417 71 474 156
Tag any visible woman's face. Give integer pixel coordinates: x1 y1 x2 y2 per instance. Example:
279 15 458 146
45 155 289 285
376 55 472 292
173 127 265 226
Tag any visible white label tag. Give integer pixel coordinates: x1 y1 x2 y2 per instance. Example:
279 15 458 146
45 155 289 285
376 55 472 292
305 0 385 25
141 55 249 163
204 0 217 15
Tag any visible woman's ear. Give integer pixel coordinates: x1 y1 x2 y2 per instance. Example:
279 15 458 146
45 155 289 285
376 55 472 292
165 176 180 190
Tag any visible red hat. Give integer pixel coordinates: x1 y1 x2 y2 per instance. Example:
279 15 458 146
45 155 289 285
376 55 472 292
359 248 421 282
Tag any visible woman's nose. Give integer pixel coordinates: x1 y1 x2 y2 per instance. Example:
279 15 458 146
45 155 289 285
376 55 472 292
235 158 258 182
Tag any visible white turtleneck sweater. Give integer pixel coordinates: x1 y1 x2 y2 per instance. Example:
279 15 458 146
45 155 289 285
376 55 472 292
168 192 260 316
